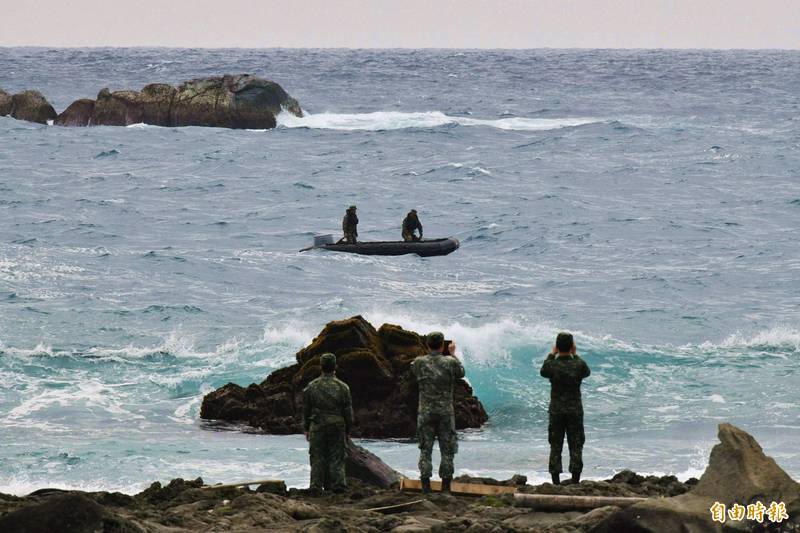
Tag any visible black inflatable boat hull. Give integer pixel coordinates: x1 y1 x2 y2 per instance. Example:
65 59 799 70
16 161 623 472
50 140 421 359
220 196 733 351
313 237 459 257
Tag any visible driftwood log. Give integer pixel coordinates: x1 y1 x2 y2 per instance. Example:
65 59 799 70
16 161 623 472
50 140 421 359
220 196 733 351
346 439 400 489
513 493 647 511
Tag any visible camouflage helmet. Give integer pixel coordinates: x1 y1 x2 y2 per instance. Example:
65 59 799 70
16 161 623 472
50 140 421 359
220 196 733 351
348 205 357 211
426 331 444 347
319 352 337 372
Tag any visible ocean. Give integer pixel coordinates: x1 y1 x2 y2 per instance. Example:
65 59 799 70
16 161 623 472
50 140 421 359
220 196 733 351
1 48 798 494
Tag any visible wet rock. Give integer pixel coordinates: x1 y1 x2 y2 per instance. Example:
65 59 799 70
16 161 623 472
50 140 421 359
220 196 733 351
609 470 644 486
136 477 204 505
591 423 800 533
0 493 140 533
504 510 583 529
9 90 57 124
256 480 288 495
303 517 349 532
54 74 302 129
201 315 488 439
53 99 95 126
0 89 11 116
565 505 620 530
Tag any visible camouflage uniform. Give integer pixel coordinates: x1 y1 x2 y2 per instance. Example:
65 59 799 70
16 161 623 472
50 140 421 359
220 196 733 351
402 211 423 242
540 354 591 476
342 208 358 244
411 344 465 480
303 368 354 492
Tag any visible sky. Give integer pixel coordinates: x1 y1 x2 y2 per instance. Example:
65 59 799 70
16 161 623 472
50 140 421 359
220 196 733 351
2 0 800 49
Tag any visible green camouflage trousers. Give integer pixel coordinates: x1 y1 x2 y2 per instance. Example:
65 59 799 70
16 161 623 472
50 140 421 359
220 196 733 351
402 229 420 242
548 411 585 475
417 412 458 479
309 422 347 491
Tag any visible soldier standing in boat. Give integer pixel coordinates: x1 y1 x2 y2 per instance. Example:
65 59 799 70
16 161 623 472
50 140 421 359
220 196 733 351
339 205 358 244
402 209 423 241
303 353 353 494
411 332 465 494
540 332 590 485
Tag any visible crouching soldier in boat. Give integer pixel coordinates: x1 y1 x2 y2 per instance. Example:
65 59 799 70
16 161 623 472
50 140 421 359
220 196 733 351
339 205 358 244
402 209 423 242
303 353 353 494
540 332 590 485
412 332 465 494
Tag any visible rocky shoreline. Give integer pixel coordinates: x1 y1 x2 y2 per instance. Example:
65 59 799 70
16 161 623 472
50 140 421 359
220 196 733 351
1 424 798 532
0 74 301 128
0 472 696 533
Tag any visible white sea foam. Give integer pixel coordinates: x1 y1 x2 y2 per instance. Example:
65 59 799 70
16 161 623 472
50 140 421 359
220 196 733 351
710 326 800 351
360 311 557 366
277 110 600 132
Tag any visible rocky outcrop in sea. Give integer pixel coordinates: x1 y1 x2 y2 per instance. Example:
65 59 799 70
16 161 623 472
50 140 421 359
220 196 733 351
1 74 302 129
200 315 489 438
0 89 57 124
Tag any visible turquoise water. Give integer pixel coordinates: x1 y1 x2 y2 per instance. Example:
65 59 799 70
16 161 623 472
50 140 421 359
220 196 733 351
1 48 798 493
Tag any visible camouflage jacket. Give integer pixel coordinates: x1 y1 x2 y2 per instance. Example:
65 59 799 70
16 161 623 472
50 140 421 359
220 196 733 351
302 374 354 432
402 214 422 233
411 352 465 415
342 212 358 234
540 354 591 414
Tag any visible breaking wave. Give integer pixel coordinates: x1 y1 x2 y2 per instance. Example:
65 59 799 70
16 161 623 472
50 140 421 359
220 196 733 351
277 110 601 132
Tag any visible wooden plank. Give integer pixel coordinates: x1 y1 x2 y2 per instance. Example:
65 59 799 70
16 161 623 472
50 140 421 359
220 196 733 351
513 493 647 511
202 479 284 490
400 477 517 496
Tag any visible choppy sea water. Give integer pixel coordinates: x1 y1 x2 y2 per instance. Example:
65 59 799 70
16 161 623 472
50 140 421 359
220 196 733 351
1 48 799 494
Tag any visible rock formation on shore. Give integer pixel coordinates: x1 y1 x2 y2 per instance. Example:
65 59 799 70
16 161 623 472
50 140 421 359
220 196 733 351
0 89 57 124
591 423 800 532
3 424 796 532
0 472 695 533
1 75 302 129
201 316 489 438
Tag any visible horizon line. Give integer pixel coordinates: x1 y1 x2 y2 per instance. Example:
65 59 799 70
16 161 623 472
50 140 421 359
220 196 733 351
2 45 800 52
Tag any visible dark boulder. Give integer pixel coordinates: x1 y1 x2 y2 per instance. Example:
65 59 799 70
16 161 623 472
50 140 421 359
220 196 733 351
136 477 204 505
54 99 95 127
591 423 800 533
54 74 302 129
201 315 489 439
0 89 11 116
0 493 140 533
9 90 57 124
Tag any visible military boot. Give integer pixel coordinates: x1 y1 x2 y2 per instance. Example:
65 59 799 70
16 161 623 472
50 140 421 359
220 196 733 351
441 478 452 493
551 473 560 485
571 473 580 484
421 478 432 494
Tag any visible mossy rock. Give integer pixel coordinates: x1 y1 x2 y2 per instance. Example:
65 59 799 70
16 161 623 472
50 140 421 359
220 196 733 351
201 315 489 438
296 315 381 365
336 350 394 400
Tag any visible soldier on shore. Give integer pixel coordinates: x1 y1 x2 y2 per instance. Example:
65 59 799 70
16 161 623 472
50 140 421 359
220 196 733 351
411 332 465 494
339 205 358 244
303 353 353 494
540 332 591 485
402 209 423 241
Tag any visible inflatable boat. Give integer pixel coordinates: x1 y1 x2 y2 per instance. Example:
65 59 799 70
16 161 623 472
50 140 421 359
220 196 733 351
301 235 459 257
